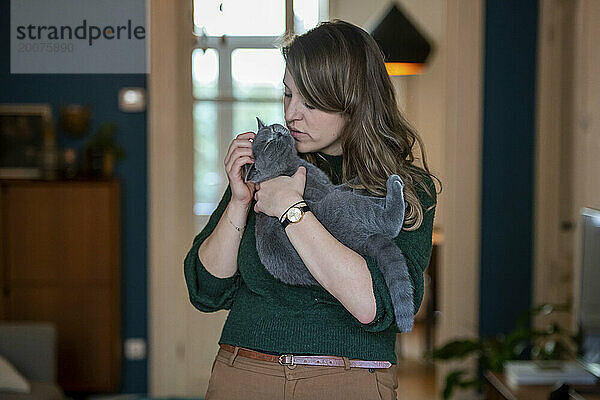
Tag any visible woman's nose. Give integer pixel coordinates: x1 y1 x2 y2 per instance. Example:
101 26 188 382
285 99 302 122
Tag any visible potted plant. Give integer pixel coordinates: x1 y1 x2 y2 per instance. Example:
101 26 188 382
83 122 126 178
428 303 580 399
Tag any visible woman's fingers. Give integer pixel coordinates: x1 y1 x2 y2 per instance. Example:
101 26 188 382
227 154 254 182
224 131 256 204
236 131 255 140
227 155 255 204
225 144 252 167
293 166 306 179
224 132 255 166
225 146 254 176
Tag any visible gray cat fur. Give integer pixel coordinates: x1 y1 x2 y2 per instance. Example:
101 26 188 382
245 118 415 332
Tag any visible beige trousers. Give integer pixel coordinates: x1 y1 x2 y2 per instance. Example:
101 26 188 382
205 347 398 400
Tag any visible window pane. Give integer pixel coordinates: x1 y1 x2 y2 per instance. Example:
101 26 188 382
193 102 221 215
192 48 218 98
193 101 284 216
294 0 321 34
194 0 285 36
233 102 284 138
232 49 285 100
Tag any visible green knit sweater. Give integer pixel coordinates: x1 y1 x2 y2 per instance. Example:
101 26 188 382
184 153 436 364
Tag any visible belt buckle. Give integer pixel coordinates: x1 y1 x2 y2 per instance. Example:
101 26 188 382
278 354 294 366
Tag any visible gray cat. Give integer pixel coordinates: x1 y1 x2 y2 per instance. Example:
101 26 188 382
245 118 414 332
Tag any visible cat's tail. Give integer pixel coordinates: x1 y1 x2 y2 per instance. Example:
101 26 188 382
365 234 414 333
383 175 407 237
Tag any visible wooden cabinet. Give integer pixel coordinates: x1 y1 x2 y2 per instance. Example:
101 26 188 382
0 179 121 393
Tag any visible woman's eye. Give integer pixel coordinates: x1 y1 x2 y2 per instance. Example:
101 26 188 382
283 91 314 109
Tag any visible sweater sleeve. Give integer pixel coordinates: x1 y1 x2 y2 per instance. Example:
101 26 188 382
183 186 242 312
359 176 437 332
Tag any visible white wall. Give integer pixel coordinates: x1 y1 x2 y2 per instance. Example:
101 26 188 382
149 0 199 396
572 0 600 217
533 0 600 339
437 1 484 398
570 0 600 329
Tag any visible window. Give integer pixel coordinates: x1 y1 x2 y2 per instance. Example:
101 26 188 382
193 0 285 37
191 0 327 222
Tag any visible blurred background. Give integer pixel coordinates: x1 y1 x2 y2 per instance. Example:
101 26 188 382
1 0 599 399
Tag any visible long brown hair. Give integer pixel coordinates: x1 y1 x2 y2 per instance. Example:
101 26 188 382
282 20 441 231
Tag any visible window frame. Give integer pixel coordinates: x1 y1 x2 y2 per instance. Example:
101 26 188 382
190 0 327 223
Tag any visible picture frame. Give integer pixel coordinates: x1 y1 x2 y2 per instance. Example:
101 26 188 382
0 103 54 179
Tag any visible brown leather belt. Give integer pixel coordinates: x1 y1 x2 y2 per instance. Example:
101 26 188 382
219 344 392 369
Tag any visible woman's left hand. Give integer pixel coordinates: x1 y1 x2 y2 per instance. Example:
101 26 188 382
254 166 306 218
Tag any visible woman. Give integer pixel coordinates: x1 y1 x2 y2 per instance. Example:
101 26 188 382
184 19 439 400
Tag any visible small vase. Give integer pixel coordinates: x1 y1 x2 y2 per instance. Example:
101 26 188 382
102 152 115 178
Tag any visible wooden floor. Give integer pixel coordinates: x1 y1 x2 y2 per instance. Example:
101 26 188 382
396 321 438 399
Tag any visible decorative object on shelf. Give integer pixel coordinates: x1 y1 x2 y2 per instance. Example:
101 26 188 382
0 103 55 179
59 104 92 138
83 122 126 178
60 148 78 179
429 303 580 399
369 3 433 76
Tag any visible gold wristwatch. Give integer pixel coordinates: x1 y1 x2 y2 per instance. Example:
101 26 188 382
280 202 310 229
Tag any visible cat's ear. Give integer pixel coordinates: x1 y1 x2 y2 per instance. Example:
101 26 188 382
256 117 266 130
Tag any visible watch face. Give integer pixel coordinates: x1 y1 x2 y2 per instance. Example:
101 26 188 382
287 206 303 223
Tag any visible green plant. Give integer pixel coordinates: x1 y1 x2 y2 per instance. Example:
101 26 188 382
428 303 580 399
85 121 126 161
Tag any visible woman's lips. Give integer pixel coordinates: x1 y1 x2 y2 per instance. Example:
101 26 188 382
290 129 307 138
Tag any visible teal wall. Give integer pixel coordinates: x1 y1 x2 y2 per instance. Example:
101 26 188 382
480 0 539 336
0 0 148 393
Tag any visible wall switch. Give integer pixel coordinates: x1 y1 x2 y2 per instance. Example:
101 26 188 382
124 338 147 360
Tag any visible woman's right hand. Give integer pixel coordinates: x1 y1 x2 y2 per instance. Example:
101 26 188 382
224 131 256 207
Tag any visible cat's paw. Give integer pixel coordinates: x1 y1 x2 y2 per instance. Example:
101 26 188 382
387 174 405 189
386 175 405 200
385 174 406 204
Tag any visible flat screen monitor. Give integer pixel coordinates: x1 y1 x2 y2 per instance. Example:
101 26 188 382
575 207 600 377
